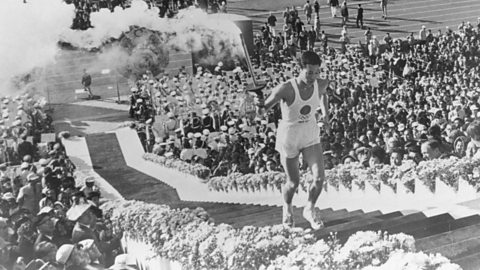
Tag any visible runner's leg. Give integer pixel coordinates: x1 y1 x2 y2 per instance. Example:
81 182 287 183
302 143 325 208
280 154 300 226
301 143 326 229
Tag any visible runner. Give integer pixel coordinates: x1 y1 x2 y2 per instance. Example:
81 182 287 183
255 51 330 229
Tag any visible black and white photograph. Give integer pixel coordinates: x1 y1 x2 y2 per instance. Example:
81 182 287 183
0 0 479 269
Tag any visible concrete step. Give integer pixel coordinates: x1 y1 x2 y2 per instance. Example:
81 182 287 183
231 207 336 228
318 211 412 242
316 216 385 239
416 223 480 252
230 207 331 227
373 212 428 231
376 211 404 220
381 213 453 238
453 251 480 270
337 212 423 239
412 215 480 240
426 235 480 260
324 210 382 227
213 205 280 221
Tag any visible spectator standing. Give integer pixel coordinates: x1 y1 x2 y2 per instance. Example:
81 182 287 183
299 31 308 53
267 12 277 36
406 32 415 46
364 27 372 45
283 7 291 24
320 30 328 54
35 208 61 248
211 1 219 13
380 0 388 19
295 18 305 35
314 14 321 38
356 4 364 28
383 32 393 48
219 1 227 13
283 22 292 38
17 135 35 161
304 1 313 24
419 25 427 41
308 26 317 51
329 0 339 18
291 5 299 24
17 173 42 215
313 0 320 16
339 32 350 54
368 38 379 65
341 25 348 38
81 69 93 99
340 1 349 25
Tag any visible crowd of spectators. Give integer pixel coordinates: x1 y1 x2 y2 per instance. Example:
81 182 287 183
129 17 480 176
256 3 323 64
0 95 127 269
67 0 227 30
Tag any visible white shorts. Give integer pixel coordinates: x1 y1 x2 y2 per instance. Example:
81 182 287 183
275 120 321 158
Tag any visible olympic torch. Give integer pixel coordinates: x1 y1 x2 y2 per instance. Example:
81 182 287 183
239 33 267 100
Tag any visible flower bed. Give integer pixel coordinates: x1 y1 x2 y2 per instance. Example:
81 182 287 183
143 153 211 179
207 158 480 194
102 200 460 270
142 145 480 194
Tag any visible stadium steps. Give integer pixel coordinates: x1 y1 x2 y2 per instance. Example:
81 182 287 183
453 252 480 270
418 224 480 259
84 132 480 269
84 132 392 230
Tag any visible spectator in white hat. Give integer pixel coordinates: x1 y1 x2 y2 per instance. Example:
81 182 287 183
109 254 137 270
56 243 92 269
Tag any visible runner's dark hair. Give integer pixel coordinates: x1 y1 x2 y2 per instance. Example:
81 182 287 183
299 51 321 68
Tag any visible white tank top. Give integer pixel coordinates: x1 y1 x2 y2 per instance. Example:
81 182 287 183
280 78 321 124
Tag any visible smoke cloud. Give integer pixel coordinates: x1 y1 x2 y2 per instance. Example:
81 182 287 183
60 1 246 78
61 1 242 51
0 0 74 94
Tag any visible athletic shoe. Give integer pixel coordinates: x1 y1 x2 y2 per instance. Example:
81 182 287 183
303 207 325 230
283 214 295 228
283 205 295 228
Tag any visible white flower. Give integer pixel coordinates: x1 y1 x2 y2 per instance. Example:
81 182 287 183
428 252 451 265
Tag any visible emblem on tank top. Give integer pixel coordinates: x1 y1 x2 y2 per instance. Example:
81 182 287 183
298 105 312 123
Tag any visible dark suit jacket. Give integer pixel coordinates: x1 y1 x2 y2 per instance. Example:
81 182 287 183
71 222 98 244
34 233 64 249
71 222 120 254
